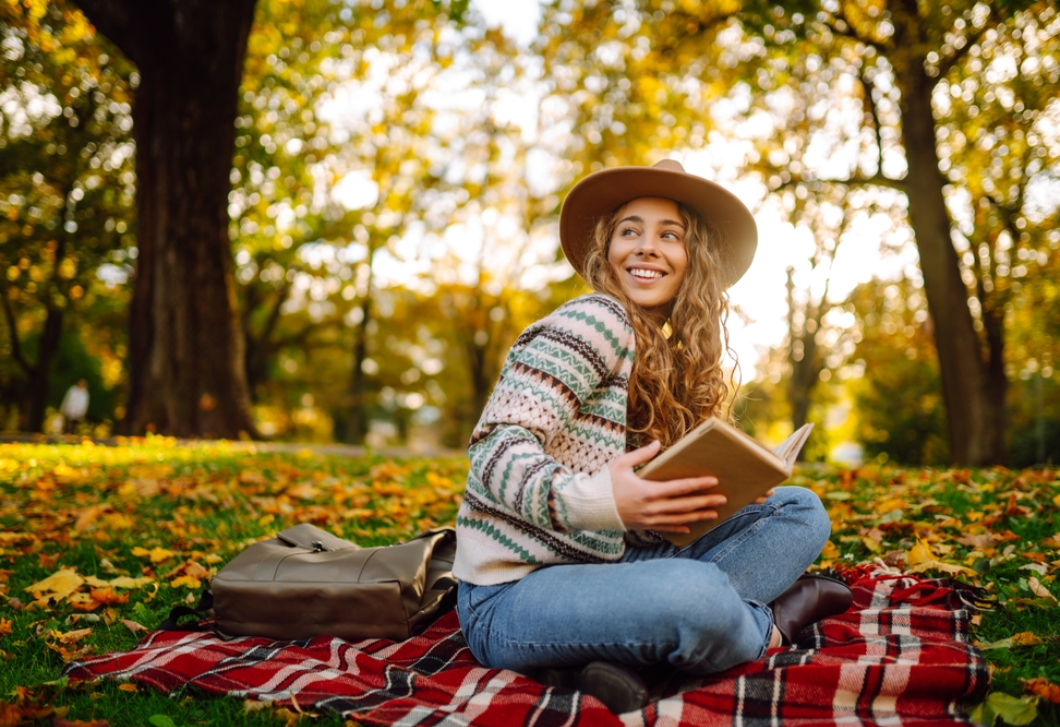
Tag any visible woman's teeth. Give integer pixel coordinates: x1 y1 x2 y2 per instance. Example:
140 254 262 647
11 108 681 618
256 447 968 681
630 268 663 279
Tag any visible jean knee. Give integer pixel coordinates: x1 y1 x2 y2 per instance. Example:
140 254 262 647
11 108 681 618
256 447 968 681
778 486 831 550
661 570 766 672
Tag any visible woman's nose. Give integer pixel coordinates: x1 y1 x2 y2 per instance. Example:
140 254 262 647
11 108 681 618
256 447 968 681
634 239 658 256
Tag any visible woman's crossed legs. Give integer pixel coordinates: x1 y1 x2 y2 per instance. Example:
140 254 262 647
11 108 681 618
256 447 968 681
457 486 831 676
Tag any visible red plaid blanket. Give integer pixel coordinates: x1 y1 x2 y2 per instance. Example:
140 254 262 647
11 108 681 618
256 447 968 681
64 569 989 726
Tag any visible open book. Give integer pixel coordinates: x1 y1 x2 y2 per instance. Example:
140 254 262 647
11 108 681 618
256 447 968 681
637 419 814 547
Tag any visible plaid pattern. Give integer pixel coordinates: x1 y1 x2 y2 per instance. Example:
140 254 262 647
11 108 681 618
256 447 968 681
63 569 989 726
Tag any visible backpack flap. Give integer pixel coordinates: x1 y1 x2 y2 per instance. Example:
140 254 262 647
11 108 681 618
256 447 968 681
276 523 358 552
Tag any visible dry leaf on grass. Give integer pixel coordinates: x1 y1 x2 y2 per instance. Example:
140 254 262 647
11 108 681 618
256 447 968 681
24 569 83 602
1027 576 1058 604
1024 677 1060 704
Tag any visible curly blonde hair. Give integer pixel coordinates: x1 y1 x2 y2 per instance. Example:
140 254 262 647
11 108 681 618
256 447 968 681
581 202 737 448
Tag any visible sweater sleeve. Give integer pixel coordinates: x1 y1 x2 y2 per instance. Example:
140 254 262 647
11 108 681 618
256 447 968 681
466 295 633 534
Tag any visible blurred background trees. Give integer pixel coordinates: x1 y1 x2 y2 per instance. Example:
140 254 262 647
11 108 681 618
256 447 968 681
1 0 1057 467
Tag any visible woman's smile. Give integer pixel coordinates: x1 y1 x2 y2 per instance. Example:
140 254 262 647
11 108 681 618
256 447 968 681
607 197 689 318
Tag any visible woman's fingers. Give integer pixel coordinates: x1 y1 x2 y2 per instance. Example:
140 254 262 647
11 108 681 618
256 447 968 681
642 492 726 514
634 509 720 532
649 475 720 498
609 446 728 530
613 440 662 469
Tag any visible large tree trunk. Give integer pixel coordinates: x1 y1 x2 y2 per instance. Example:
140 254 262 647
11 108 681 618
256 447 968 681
891 11 1006 464
23 307 63 432
74 0 259 438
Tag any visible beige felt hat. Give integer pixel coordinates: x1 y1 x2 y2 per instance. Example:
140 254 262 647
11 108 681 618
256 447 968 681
559 159 758 288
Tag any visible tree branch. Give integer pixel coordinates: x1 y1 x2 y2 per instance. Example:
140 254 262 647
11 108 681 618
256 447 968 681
936 9 1000 80
257 280 293 352
777 173 908 194
822 6 890 55
857 68 884 176
70 0 158 66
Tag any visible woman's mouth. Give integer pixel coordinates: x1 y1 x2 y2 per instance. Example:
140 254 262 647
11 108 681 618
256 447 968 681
628 267 665 280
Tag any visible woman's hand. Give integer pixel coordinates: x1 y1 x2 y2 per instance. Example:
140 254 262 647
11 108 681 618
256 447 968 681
754 489 776 505
610 441 727 533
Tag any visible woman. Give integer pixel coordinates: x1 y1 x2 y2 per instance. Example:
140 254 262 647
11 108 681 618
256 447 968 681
452 160 852 713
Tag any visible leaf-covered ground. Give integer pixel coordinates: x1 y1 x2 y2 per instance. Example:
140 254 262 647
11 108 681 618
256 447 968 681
0 440 1058 726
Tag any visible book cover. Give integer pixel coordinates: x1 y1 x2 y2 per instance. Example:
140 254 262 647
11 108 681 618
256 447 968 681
637 419 814 547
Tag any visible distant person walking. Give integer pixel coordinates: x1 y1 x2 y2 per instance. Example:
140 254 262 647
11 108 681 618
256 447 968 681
60 380 89 434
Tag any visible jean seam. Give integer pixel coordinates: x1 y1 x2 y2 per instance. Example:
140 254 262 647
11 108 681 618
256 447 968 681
750 599 774 661
704 502 781 566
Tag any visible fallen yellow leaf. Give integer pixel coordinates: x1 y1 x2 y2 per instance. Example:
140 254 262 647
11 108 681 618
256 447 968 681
118 682 138 692
83 575 154 589
108 575 155 589
24 568 84 601
170 575 202 589
907 539 934 567
148 547 175 563
907 559 979 578
1012 632 1043 647
55 627 92 644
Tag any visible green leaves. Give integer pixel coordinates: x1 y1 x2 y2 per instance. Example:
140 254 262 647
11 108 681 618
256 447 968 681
968 692 1039 726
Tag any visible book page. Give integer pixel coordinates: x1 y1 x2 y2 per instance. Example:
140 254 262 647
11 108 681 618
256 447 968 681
771 423 814 469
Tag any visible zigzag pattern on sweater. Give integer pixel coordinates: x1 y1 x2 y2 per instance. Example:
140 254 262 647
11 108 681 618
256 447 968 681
454 294 636 585
460 489 619 563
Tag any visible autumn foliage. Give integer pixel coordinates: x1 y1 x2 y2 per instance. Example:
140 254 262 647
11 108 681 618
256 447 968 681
0 440 1059 725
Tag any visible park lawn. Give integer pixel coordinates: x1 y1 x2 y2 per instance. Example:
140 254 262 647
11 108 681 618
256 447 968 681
0 440 1057 726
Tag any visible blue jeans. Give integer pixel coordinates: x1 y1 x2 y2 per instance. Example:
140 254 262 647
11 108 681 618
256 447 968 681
456 486 831 676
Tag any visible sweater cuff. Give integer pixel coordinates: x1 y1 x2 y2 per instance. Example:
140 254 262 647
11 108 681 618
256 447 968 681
556 467 626 532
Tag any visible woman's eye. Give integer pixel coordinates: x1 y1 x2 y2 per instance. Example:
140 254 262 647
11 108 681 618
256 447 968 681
621 227 637 236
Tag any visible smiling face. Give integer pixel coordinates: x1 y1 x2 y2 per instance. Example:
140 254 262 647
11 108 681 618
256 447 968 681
606 197 689 320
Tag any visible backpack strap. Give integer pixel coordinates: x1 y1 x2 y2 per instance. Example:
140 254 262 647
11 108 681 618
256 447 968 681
157 589 214 631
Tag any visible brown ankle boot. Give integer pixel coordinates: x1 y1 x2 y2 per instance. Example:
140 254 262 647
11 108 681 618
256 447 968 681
576 661 649 714
771 573 853 645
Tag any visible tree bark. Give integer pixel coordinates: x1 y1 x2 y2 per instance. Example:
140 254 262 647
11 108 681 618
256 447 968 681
345 252 376 445
23 306 63 432
74 0 259 438
891 0 1006 465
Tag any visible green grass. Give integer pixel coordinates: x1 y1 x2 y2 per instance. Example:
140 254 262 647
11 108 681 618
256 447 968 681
1 440 1058 725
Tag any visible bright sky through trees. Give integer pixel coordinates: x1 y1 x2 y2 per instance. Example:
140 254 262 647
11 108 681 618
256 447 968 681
459 0 924 378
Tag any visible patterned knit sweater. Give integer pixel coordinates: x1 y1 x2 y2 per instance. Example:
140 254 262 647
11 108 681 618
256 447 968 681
454 293 651 586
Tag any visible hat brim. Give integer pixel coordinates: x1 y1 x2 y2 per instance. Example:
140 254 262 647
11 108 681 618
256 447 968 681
559 166 758 289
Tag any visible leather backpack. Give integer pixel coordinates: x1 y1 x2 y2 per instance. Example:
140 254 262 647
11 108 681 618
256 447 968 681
162 524 457 642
